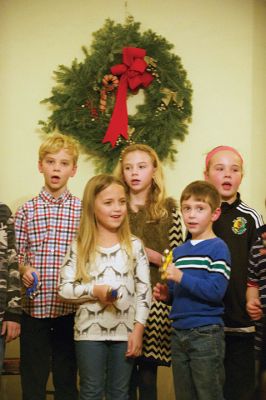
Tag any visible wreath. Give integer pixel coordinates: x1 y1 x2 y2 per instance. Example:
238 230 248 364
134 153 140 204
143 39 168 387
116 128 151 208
39 17 193 172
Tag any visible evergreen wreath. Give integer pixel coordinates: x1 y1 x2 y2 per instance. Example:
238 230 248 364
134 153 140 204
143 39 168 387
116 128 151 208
39 17 193 172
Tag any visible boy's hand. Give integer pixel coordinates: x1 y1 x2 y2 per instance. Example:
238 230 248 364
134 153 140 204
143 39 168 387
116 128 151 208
22 267 40 288
93 285 117 305
126 322 144 358
153 283 169 302
246 298 263 320
166 263 183 283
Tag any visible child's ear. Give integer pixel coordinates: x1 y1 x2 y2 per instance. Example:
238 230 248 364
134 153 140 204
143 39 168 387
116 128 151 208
38 161 43 173
204 170 209 181
211 207 221 222
70 164 77 177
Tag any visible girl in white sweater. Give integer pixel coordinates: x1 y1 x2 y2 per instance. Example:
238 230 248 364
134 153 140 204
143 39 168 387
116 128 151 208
59 174 151 400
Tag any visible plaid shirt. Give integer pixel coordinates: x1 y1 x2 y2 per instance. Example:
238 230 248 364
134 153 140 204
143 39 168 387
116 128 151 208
15 188 81 318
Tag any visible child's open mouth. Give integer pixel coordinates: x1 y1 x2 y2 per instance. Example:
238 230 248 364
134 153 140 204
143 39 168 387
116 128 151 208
51 175 60 183
222 182 232 190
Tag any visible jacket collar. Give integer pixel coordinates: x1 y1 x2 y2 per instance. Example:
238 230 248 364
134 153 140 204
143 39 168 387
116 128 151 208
221 192 241 212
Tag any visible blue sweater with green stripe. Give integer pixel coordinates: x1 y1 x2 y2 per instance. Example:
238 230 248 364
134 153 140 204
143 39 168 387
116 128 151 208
169 238 231 329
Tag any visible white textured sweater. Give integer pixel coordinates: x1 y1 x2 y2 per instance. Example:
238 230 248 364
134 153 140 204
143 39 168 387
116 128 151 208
59 236 151 341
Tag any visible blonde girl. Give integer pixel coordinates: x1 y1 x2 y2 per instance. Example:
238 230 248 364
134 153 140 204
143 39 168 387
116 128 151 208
59 174 151 400
115 144 183 400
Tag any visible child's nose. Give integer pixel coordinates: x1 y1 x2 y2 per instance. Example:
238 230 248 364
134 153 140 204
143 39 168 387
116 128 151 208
114 202 122 211
224 169 231 177
189 209 196 217
53 163 61 171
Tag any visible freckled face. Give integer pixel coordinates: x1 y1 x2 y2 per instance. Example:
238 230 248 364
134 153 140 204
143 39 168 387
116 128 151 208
38 149 77 198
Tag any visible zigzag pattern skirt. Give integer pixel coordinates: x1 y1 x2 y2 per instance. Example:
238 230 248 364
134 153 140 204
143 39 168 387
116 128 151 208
141 300 172 366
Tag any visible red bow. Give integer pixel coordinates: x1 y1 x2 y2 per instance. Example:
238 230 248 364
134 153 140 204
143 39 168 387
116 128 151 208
102 47 154 147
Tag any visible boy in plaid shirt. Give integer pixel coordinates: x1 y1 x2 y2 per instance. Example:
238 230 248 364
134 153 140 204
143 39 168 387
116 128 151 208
15 133 81 400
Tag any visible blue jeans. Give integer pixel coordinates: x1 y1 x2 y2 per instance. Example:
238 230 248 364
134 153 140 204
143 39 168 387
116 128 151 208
76 340 134 400
171 325 225 400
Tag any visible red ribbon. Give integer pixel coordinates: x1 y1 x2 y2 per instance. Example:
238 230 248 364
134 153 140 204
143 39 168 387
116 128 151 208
102 47 154 147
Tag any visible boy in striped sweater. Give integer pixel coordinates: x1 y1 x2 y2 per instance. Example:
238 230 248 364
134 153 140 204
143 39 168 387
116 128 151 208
246 224 266 398
154 180 231 400
204 145 264 400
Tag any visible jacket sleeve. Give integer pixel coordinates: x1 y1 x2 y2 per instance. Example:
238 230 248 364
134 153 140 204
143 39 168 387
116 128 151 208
58 242 95 303
133 239 152 326
0 204 21 323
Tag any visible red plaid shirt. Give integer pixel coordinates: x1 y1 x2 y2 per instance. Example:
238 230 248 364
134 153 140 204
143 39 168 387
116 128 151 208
15 188 81 318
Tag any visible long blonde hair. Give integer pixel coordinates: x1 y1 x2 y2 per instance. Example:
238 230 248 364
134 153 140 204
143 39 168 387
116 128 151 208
76 174 132 282
114 144 167 220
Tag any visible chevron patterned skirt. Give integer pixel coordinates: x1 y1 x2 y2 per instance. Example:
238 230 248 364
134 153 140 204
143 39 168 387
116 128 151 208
141 300 172 366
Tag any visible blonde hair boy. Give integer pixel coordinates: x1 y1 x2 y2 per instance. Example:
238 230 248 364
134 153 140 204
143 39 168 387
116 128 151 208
15 132 81 400
39 132 79 165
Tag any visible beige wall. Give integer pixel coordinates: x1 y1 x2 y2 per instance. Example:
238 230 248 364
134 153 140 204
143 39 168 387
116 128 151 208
0 0 265 398
0 0 265 218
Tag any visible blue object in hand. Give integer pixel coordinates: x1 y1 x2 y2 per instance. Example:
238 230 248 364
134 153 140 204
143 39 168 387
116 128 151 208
110 289 119 299
107 287 122 300
26 272 41 300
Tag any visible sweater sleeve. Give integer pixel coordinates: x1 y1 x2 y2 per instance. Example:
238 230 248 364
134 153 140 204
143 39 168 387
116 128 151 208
58 242 95 303
0 204 21 323
14 204 29 265
180 269 229 303
133 239 152 325
179 244 231 303
247 238 260 285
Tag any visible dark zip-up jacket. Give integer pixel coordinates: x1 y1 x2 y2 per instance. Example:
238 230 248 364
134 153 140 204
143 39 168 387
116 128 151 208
213 193 263 330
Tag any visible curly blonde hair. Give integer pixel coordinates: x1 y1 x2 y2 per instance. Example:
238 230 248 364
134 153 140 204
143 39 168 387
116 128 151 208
114 144 168 220
39 132 79 165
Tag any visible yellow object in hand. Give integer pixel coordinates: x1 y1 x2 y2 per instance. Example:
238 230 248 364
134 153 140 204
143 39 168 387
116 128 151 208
161 249 173 280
